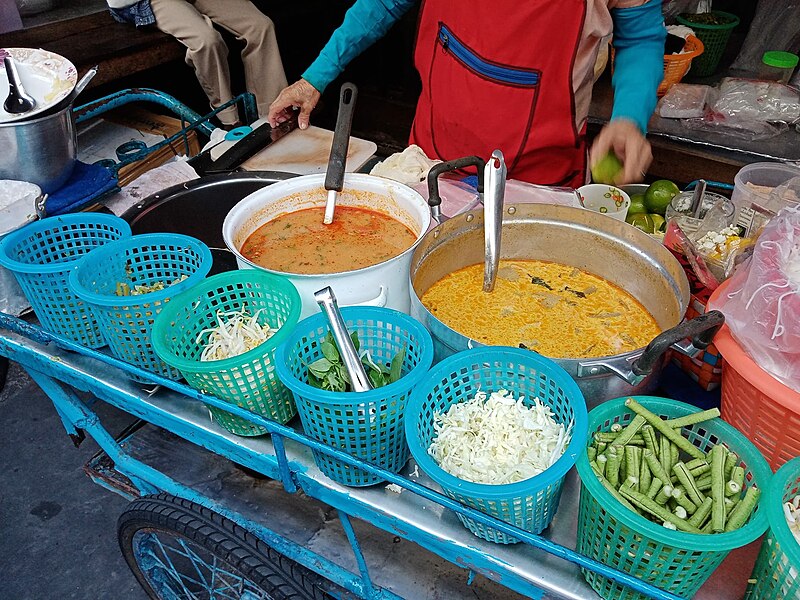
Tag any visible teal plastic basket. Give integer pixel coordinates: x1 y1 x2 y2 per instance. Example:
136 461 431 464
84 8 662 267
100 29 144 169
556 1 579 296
745 456 800 600
0 214 131 348
576 396 772 600
405 347 588 544
69 233 212 381
275 307 434 487
152 270 302 436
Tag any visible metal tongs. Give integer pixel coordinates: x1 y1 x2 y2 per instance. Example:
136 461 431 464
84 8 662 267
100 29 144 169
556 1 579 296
314 286 372 392
483 150 507 292
323 83 358 225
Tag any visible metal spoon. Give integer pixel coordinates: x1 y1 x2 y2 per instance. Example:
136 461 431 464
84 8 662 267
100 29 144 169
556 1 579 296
483 150 506 292
314 286 372 392
3 56 36 115
323 82 358 225
691 179 707 219
72 65 98 101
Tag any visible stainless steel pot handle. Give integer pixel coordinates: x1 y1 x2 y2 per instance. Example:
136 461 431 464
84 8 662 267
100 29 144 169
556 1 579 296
426 155 486 223
576 310 725 385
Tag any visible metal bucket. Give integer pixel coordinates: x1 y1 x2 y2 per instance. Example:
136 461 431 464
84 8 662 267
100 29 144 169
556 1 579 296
409 203 723 407
0 104 76 193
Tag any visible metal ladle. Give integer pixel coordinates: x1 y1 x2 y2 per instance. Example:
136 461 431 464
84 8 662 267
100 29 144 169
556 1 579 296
314 286 372 392
323 83 358 225
3 56 36 115
483 150 507 292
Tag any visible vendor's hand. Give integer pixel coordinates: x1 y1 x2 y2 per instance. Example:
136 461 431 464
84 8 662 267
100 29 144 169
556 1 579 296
268 79 321 130
590 118 653 185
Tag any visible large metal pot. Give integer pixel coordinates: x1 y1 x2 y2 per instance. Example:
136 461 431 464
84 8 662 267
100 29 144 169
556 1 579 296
409 203 723 407
0 103 76 193
223 173 432 318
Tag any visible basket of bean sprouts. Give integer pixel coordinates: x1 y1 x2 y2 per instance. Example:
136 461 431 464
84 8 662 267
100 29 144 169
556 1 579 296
576 396 772 600
404 346 587 544
745 456 800 600
152 270 301 435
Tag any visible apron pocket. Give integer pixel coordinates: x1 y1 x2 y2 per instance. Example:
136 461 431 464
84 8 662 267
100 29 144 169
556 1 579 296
426 23 540 171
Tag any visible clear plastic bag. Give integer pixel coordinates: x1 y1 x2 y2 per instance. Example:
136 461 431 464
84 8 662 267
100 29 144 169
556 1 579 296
712 78 800 122
709 205 800 393
658 83 713 118
729 1 800 78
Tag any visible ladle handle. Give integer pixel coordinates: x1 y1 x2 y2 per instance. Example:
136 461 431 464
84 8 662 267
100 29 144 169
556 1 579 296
324 82 358 193
314 286 372 392
426 155 486 221
483 150 506 292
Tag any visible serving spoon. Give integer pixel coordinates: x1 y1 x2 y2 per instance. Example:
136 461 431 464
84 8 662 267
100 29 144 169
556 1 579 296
323 82 358 225
3 56 36 115
314 286 372 392
483 150 507 292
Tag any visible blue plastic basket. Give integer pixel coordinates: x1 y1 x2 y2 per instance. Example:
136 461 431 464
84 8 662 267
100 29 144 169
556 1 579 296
68 233 212 380
0 214 131 348
275 307 434 487
405 347 588 544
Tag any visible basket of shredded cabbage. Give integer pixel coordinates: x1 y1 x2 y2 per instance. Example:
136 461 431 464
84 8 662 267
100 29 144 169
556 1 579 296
405 347 588 544
152 270 301 436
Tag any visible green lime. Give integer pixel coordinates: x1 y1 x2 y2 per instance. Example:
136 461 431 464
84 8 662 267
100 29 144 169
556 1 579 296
628 194 647 216
650 214 666 233
626 213 655 234
591 152 624 185
644 180 680 216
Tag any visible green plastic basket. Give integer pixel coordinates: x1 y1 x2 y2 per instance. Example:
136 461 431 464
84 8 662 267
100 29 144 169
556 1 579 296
576 396 771 600
677 11 740 77
745 457 800 600
151 270 301 436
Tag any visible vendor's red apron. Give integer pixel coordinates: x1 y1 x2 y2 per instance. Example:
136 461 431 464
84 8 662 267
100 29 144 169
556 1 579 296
410 0 587 187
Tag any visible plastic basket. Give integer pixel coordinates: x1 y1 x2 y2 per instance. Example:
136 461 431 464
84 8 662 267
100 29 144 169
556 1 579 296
576 396 771 600
660 35 704 96
405 347 588 544
275 307 434 487
0 214 131 348
151 271 302 436
69 233 212 381
745 457 800 599
677 12 739 77
709 282 800 470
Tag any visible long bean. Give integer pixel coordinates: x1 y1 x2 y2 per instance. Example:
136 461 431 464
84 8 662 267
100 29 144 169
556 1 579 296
591 464 637 512
643 449 673 487
655 484 673 506
710 444 727 533
646 477 663 500
596 453 607 477
640 455 652 493
725 486 760 531
641 425 658 455
673 462 706 506
665 408 721 429
671 487 698 513
724 451 739 480
605 445 621 488
660 435 675 476
688 497 713 528
625 398 706 460
619 485 702 533
612 414 647 447
626 446 642 489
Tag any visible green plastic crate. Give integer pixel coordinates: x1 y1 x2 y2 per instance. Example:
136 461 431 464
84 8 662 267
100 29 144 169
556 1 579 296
576 396 771 600
677 11 740 77
152 270 301 436
746 457 800 599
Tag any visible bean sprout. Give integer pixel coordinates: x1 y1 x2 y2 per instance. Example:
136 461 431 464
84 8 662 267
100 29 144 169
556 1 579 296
197 306 277 361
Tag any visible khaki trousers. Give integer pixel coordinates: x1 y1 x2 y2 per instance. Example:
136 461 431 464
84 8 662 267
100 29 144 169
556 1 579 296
150 0 288 124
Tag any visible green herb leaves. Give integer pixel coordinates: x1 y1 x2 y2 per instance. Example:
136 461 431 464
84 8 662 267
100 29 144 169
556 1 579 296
306 331 406 392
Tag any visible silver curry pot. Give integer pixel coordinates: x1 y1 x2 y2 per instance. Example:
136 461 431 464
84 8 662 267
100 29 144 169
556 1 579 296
409 201 723 408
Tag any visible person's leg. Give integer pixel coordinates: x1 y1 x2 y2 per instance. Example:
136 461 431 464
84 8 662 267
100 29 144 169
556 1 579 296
150 0 239 125
193 0 288 117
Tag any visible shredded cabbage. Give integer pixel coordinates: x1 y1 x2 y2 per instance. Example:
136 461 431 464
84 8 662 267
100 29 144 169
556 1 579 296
427 389 570 485
197 306 276 361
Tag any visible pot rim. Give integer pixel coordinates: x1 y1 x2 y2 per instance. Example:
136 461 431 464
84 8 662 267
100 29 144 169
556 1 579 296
0 102 73 128
223 172 432 278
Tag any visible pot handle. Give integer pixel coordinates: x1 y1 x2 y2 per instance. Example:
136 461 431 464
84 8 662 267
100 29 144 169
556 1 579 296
632 310 725 377
427 155 486 222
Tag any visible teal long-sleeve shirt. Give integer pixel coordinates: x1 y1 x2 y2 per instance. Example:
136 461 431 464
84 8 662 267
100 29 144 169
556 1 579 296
303 1 665 134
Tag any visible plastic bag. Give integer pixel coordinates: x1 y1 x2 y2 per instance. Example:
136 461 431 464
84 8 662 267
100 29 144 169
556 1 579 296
658 83 713 118
729 0 800 78
709 205 800 392
661 0 703 21
712 78 800 123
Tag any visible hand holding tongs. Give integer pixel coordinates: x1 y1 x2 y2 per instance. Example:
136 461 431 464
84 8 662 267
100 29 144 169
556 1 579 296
323 83 358 225
483 150 506 292
314 286 372 392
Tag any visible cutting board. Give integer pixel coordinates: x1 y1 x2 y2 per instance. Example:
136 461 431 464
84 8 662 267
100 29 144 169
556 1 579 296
240 126 377 174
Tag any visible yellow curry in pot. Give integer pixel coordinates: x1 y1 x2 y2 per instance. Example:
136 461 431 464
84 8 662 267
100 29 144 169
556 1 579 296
421 260 660 358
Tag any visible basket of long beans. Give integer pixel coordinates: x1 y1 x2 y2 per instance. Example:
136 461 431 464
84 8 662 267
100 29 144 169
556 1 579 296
575 396 772 600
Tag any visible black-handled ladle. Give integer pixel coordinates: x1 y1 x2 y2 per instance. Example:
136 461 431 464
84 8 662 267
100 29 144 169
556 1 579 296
3 56 36 115
323 82 358 225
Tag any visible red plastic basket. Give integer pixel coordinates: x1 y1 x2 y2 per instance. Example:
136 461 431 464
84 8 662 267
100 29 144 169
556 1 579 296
709 281 800 470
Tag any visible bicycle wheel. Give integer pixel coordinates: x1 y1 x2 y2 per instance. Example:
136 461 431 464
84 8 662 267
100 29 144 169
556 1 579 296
118 493 335 600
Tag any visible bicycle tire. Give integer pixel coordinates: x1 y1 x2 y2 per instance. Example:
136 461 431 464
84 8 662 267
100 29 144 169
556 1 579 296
118 493 336 600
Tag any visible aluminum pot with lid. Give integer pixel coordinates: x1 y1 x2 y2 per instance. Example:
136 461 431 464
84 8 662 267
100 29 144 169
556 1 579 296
409 202 723 407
